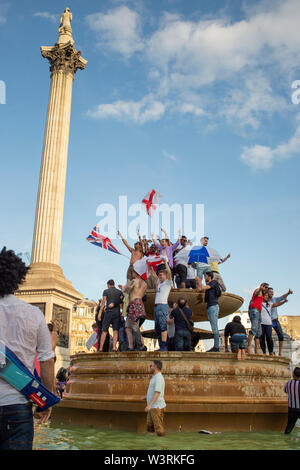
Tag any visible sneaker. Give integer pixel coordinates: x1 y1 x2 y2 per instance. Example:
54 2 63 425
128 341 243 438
207 347 219 352
155 347 167 352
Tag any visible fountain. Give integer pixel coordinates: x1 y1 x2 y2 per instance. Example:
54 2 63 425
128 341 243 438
52 289 290 433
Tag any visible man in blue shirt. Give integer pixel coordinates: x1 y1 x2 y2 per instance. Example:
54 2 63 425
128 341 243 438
268 287 293 356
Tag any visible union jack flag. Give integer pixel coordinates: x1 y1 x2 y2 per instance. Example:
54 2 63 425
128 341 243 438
86 227 121 255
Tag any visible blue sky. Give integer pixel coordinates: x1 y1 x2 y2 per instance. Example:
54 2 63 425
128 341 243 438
0 0 299 326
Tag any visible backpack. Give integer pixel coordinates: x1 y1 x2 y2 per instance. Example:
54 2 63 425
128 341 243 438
215 281 222 298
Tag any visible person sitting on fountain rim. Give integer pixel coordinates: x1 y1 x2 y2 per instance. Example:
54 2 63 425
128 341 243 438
247 282 269 355
117 230 144 281
224 316 248 360
196 272 222 352
98 280 124 353
149 257 173 352
268 287 293 356
118 271 147 351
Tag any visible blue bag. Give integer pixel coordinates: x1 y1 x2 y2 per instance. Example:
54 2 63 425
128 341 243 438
0 340 60 412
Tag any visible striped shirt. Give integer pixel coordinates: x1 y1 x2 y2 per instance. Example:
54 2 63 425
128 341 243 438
284 379 300 409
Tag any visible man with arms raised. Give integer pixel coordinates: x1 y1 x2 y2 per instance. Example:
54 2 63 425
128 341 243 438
247 282 269 354
119 272 147 351
117 231 144 281
150 257 173 351
268 287 293 356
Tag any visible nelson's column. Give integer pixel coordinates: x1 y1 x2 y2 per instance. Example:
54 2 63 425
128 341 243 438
17 8 87 368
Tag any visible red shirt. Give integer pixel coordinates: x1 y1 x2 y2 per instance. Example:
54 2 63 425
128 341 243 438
249 291 263 311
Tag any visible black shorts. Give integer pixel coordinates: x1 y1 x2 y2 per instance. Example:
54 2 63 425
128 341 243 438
186 279 196 289
102 310 121 332
177 264 187 284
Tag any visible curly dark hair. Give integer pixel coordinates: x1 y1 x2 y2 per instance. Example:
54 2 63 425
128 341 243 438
0 247 29 298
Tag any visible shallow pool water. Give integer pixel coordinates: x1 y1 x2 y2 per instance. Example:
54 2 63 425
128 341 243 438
33 422 300 450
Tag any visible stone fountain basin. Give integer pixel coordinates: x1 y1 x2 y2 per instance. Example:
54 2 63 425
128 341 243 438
144 289 244 321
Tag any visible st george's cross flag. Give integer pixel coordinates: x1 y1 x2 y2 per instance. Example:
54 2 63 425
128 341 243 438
141 189 162 217
133 254 164 280
86 226 121 255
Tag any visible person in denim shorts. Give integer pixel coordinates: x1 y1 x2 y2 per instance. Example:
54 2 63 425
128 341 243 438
149 258 173 351
225 316 248 360
247 283 269 354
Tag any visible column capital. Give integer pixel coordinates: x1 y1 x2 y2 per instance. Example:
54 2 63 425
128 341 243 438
41 42 87 77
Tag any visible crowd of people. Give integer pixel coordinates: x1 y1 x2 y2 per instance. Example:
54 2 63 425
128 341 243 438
94 230 292 358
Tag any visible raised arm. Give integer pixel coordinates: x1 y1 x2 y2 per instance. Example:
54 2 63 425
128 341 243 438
161 228 169 239
151 233 161 249
162 257 172 281
97 297 106 321
117 230 133 253
148 265 158 284
219 253 231 264
272 299 288 308
119 280 135 295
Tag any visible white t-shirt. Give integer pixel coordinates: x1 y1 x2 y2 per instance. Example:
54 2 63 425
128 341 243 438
167 313 175 338
155 279 172 305
174 245 190 268
261 302 273 326
187 265 196 280
0 295 55 406
146 372 166 409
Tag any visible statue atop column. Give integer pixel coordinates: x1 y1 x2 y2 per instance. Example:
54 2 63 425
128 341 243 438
41 7 87 77
57 7 74 45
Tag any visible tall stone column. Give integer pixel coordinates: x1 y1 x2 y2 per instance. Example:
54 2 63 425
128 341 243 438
32 43 86 265
17 9 87 370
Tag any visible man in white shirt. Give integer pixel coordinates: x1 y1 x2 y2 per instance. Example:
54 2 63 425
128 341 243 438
149 258 173 351
0 247 55 450
143 360 166 436
260 292 288 355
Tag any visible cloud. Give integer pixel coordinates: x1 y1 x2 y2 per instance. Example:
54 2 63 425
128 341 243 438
163 150 178 162
0 3 10 24
87 94 167 124
86 6 144 58
241 114 300 170
33 12 59 23
86 0 300 134
176 102 205 117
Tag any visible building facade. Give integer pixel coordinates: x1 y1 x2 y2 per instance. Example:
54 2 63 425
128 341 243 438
70 299 98 356
279 315 300 340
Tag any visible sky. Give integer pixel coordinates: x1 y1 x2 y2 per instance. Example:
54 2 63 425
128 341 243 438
0 0 300 329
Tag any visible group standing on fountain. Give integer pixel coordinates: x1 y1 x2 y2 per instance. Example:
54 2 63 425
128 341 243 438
94 229 293 357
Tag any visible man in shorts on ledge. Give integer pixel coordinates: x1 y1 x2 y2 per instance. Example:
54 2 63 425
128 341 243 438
119 271 147 351
98 280 124 352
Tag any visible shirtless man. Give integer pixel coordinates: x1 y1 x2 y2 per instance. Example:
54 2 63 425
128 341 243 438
119 271 147 351
118 230 144 281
